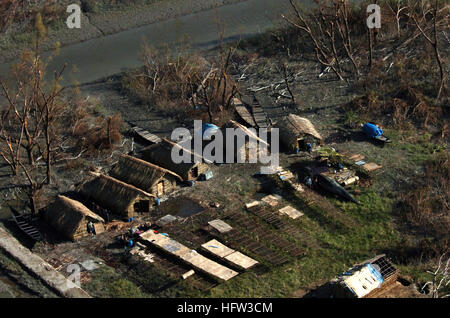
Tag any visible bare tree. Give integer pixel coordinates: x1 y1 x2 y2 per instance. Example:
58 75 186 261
282 0 345 81
421 253 450 298
387 0 409 37
408 0 447 99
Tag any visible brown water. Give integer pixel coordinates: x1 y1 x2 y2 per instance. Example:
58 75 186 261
0 0 297 84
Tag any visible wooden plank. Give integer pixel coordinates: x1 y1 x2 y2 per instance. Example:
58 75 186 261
201 239 234 258
362 162 382 172
132 126 162 144
208 220 233 234
279 206 304 219
201 239 258 270
140 231 238 282
225 251 259 270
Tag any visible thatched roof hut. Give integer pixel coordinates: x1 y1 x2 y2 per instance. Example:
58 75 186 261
275 114 322 151
142 139 208 181
80 172 155 218
110 154 181 196
44 195 105 241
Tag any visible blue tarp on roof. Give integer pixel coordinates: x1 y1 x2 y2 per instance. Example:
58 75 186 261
199 123 220 139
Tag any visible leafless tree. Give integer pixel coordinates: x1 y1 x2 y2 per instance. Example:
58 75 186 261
387 0 409 37
421 253 450 298
408 0 448 99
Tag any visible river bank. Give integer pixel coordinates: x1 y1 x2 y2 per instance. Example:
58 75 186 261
0 0 247 64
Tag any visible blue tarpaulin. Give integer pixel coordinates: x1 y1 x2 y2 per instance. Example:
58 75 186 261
362 123 383 138
200 123 219 139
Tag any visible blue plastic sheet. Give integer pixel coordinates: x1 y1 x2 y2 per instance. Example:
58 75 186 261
362 123 383 138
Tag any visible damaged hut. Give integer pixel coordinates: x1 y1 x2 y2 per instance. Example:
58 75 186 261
44 195 105 241
330 254 399 298
142 139 208 181
275 114 322 152
221 120 269 163
110 154 182 197
80 172 155 218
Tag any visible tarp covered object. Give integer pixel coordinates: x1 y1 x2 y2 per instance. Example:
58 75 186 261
362 123 383 138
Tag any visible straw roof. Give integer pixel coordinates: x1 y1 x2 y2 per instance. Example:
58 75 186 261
276 114 322 146
142 139 206 180
80 172 155 218
110 154 182 192
277 114 322 140
44 195 104 239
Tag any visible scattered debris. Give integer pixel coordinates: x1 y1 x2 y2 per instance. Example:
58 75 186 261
315 174 359 204
156 214 178 227
348 153 365 162
245 201 260 209
362 162 383 172
182 270 195 280
199 170 214 181
261 194 280 207
279 206 304 219
208 220 233 233
132 126 162 144
140 230 238 282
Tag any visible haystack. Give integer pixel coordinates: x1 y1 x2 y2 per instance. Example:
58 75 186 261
44 195 105 241
276 114 322 151
80 172 155 218
110 154 181 196
142 139 208 181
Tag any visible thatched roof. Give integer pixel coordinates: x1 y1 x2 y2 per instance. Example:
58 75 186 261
110 154 182 191
80 172 155 217
276 114 322 146
45 195 104 238
142 139 206 180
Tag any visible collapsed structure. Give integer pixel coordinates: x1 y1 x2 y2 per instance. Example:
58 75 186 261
44 195 105 241
330 254 399 298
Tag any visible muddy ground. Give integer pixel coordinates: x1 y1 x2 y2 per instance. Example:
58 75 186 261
0 0 247 63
